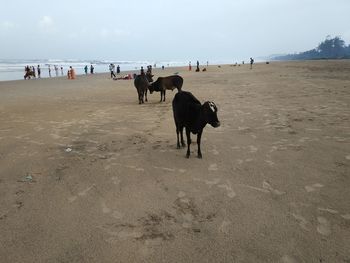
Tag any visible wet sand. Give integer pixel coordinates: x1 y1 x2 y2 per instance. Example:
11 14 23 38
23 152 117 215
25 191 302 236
0 60 349 262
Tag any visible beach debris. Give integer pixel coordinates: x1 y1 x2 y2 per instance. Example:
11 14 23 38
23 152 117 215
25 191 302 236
65 147 72 153
341 214 350 220
17 173 35 183
25 175 33 181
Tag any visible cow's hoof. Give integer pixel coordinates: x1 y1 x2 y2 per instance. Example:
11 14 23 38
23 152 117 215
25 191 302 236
177 145 181 149
186 153 190 158
197 154 202 159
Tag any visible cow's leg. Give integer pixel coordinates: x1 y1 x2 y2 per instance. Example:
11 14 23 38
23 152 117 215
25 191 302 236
180 126 186 147
145 89 148 102
163 90 166 102
176 124 181 149
197 130 203 159
160 90 163 102
185 127 191 158
138 91 142 104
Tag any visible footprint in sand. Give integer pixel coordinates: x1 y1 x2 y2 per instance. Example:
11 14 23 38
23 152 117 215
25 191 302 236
50 134 61 140
204 178 221 188
265 160 275 166
305 183 324 193
101 201 112 214
341 214 350 220
218 181 236 198
111 176 121 186
318 208 338 214
177 191 186 198
280 255 298 263
317 216 331 236
112 210 123 219
209 148 220 155
218 220 231 234
231 146 240 150
248 145 258 153
68 185 95 203
262 181 285 195
208 163 218 171
291 213 309 231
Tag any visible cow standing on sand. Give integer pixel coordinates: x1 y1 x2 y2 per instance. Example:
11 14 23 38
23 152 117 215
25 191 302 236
148 75 183 102
172 91 220 158
133 73 153 104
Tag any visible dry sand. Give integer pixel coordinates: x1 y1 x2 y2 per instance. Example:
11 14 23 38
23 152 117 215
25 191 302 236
0 60 349 262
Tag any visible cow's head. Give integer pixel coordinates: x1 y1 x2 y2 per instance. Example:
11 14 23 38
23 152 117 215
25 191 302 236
148 78 160 94
203 101 220 128
148 82 155 94
146 73 154 83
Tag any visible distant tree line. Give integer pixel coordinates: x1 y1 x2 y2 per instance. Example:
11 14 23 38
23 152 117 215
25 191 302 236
274 36 350 60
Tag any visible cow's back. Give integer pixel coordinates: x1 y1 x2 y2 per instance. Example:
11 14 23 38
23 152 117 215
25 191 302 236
162 75 183 91
169 75 183 90
172 91 201 124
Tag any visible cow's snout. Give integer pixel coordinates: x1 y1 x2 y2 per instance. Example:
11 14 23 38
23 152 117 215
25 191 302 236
211 121 220 128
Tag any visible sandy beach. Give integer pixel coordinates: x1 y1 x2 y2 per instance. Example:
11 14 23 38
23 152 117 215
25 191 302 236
0 60 349 262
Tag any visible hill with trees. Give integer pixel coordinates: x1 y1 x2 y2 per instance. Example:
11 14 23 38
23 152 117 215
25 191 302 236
274 36 350 60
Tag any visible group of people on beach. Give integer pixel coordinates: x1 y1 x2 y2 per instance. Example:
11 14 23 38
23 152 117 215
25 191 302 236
23 59 256 81
84 64 95 74
24 64 67 79
24 65 38 79
109 63 121 78
188 61 209 72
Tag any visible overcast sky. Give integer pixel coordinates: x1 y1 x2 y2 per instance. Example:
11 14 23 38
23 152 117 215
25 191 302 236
1 0 350 61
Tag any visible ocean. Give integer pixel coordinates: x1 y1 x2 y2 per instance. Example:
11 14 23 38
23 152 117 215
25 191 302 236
0 59 189 81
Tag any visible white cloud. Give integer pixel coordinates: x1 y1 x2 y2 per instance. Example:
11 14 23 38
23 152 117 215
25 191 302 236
100 28 110 38
0 21 15 30
38 16 54 29
99 28 132 39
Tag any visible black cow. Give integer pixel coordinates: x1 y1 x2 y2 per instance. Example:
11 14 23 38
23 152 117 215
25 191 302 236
172 91 220 158
149 75 183 102
133 73 153 104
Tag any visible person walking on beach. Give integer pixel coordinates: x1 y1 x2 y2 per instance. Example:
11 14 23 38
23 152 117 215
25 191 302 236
54 65 59 76
250 57 254 69
189 61 192 71
84 65 88 74
109 63 116 78
116 65 120 74
48 65 52 77
31 66 36 78
140 66 145 75
37 65 41 78
196 60 200 72
60 66 64 76
70 66 76 79
90 64 94 74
